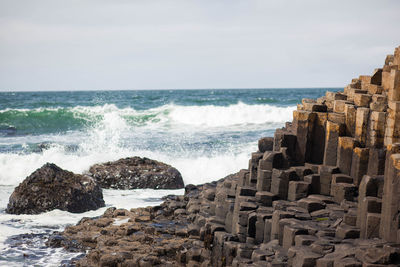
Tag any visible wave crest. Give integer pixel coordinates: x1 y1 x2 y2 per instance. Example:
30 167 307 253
0 103 295 135
168 102 294 127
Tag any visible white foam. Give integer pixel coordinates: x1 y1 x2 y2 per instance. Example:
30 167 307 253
70 102 295 128
168 102 295 127
1 102 295 129
158 151 253 185
0 143 255 186
0 102 290 185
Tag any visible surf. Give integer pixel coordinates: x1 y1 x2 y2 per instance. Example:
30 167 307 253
0 102 295 136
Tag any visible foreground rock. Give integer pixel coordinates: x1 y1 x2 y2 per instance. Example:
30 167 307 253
88 157 184 190
6 163 105 214
48 180 216 266
52 176 400 266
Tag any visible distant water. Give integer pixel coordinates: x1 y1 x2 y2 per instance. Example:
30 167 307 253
0 88 338 266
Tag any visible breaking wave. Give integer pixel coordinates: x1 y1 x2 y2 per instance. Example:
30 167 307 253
0 102 295 136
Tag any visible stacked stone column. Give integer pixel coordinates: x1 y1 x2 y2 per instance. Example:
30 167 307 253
192 46 400 267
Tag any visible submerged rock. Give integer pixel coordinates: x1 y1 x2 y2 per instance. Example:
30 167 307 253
88 157 184 190
6 163 105 214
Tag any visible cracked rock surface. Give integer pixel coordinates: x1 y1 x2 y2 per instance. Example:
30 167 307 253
88 157 184 190
6 163 105 215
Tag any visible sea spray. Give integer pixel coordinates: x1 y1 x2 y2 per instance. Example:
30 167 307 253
0 102 296 185
168 102 295 126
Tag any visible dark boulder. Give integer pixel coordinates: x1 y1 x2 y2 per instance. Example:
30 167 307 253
88 157 184 190
6 163 105 214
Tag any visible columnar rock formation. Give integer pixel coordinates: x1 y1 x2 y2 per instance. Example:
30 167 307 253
55 46 400 266
203 46 400 266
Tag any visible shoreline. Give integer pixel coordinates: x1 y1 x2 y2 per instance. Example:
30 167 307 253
0 188 184 266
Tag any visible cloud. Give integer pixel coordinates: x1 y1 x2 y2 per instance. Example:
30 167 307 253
0 0 399 91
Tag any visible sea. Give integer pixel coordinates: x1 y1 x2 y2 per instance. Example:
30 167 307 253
0 88 338 266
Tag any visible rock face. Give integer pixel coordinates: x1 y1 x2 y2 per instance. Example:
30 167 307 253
6 163 105 214
54 46 400 266
88 157 184 190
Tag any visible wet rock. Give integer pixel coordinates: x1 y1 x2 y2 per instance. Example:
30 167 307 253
6 163 104 214
88 156 184 189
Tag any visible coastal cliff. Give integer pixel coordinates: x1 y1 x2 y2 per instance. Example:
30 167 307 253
54 46 400 266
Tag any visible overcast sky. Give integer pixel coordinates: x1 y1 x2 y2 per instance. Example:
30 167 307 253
0 0 399 91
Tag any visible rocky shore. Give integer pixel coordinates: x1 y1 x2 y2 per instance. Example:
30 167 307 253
50 46 400 266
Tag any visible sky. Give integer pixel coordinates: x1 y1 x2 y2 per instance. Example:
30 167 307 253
0 0 399 91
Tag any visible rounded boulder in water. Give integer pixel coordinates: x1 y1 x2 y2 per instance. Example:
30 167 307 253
6 163 105 214
88 156 184 190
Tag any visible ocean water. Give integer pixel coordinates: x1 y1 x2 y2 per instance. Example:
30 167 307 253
0 88 337 266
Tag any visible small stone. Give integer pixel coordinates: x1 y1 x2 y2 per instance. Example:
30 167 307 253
298 198 326 212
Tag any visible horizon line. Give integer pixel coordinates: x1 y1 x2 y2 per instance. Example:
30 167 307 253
0 87 343 93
